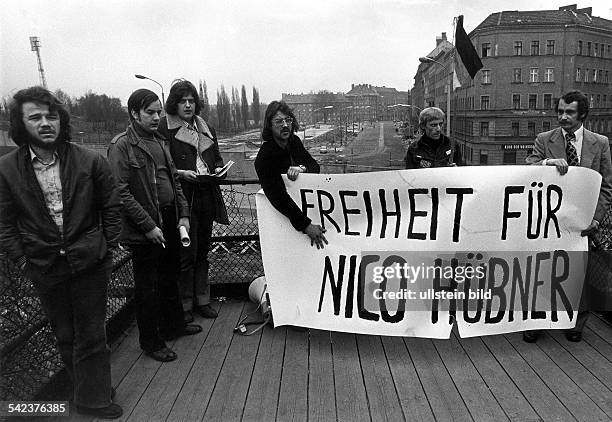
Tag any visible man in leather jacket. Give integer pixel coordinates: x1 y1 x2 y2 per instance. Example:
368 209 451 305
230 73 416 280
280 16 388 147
404 107 462 169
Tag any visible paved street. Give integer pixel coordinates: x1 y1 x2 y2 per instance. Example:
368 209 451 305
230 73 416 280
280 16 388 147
344 121 406 169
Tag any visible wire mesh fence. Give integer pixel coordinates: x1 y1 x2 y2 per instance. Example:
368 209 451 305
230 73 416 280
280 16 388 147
0 248 134 401
210 180 264 284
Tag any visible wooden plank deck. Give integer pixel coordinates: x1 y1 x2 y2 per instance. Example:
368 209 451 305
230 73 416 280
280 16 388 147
42 301 612 422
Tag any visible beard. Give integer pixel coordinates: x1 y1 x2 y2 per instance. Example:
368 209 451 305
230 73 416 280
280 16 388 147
26 132 61 150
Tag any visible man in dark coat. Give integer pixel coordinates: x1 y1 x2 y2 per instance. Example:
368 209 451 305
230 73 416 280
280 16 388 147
157 80 228 319
404 107 461 169
107 89 201 363
255 100 327 248
0 87 122 418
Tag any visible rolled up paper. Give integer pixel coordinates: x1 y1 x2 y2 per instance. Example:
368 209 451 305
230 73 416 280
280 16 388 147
179 225 190 247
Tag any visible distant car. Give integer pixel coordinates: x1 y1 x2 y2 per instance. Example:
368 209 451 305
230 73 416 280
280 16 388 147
319 145 328 154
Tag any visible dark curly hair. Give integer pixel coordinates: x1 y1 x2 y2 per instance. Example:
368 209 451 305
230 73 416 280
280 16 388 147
261 101 299 141
165 79 201 116
8 86 71 146
555 90 589 121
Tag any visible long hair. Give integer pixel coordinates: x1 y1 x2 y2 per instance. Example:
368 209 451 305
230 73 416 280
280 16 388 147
261 101 299 141
8 86 71 146
556 90 589 121
165 79 201 116
127 89 159 122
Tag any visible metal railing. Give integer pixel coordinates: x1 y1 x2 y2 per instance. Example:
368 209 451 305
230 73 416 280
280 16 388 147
0 249 134 401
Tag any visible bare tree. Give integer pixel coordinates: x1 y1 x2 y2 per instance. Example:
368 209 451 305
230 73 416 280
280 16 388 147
199 79 210 121
216 85 231 131
240 85 249 129
251 86 261 126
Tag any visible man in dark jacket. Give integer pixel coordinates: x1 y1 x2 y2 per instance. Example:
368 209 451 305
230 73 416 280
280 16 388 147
0 87 123 418
404 107 461 169
255 101 327 248
107 89 201 363
157 80 228 320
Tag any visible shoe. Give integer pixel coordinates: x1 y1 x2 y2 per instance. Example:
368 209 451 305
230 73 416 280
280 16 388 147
164 324 203 340
196 304 218 319
184 311 194 324
144 346 177 362
565 331 582 342
522 330 541 343
76 403 123 419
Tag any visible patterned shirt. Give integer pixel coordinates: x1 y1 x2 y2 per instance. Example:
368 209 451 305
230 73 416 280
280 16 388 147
29 147 63 234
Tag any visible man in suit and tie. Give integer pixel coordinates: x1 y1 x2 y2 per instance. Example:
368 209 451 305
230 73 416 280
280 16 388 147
524 90 612 343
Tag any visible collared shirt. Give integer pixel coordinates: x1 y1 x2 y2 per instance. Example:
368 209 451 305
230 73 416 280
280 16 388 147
29 147 63 233
166 114 214 175
542 125 584 166
562 125 584 164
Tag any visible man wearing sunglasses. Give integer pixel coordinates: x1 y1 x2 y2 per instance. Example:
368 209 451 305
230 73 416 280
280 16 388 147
255 101 327 249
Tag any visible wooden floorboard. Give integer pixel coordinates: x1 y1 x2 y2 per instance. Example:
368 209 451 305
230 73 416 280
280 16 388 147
126 304 219 422
434 334 508 422
406 337 473 422
308 330 336 422
456 335 540 422
242 325 287 421
481 334 577 421
537 332 612 419
330 332 370 422
42 307 612 422
276 327 309 422
356 335 405 422
380 336 434 422
505 331 610 422
166 301 245 422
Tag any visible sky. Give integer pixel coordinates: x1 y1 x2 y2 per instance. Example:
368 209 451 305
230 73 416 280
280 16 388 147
1 0 611 105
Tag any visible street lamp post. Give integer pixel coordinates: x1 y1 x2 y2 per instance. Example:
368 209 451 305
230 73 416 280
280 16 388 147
134 74 165 106
419 57 451 137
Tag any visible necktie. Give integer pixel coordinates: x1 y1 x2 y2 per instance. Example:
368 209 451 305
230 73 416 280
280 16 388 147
565 132 579 166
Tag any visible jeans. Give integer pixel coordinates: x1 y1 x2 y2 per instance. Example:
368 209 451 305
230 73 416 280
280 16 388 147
129 206 185 352
179 188 214 310
29 257 113 408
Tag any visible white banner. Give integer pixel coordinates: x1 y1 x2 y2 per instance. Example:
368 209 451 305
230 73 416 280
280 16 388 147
256 166 601 338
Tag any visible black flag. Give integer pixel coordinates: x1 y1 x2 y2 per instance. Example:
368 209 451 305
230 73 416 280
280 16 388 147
455 15 483 79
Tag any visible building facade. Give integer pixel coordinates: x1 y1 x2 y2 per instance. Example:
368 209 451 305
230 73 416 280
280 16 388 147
413 6 612 165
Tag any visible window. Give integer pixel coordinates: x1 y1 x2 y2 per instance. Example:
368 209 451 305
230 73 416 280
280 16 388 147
576 68 582 82
480 122 489 136
546 40 555 55
482 43 491 57
593 69 597 83
528 94 537 109
578 40 583 55
503 151 516 164
482 70 491 84
543 121 551 131
512 94 521 110
528 122 536 137
529 68 539 83
481 95 490 110
512 122 520 137
606 71 609 84
543 94 552 109
545 68 554 82
585 69 589 83
480 151 488 165
514 41 523 56
587 42 592 56
604 95 608 106
513 68 522 83
531 40 540 56
597 94 601 107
